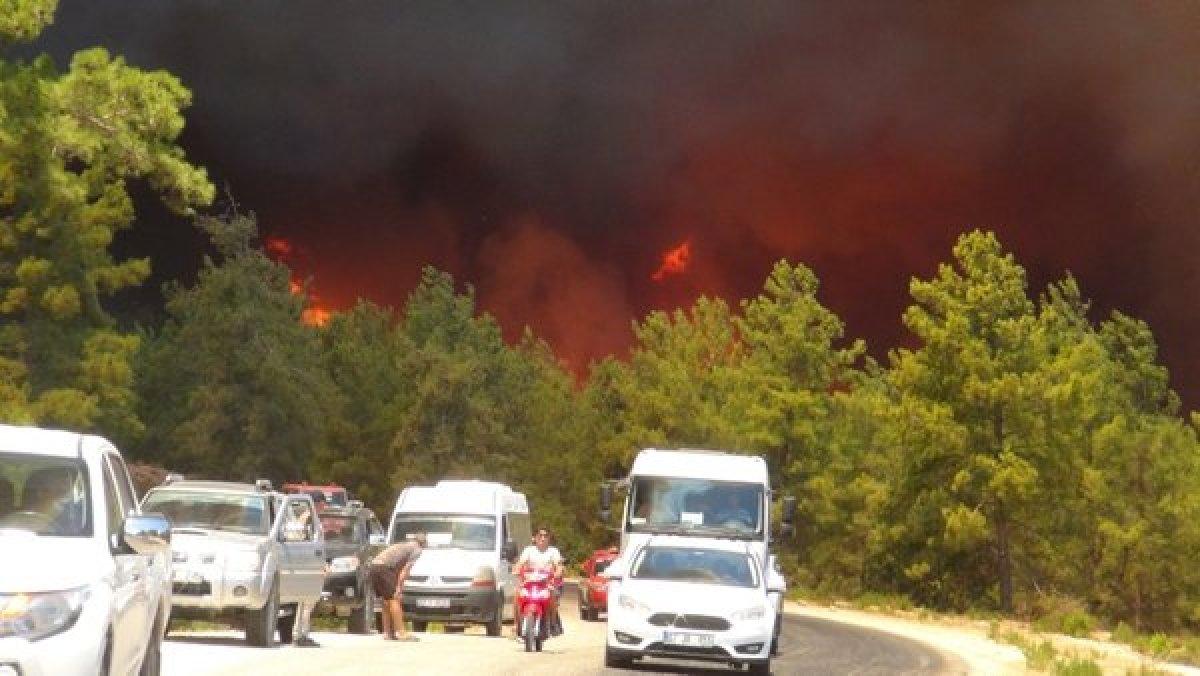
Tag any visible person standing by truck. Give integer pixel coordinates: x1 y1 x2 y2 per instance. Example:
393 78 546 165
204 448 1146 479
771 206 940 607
370 533 427 641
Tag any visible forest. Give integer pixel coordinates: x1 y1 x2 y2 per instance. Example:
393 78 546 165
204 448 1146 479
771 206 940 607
4 0 1199 634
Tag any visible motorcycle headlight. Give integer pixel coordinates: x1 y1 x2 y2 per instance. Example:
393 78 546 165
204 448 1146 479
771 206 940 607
0 586 90 641
330 556 360 574
225 550 262 571
731 604 767 622
617 593 650 614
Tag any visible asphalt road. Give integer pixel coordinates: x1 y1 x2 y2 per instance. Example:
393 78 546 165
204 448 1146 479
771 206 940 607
162 586 966 676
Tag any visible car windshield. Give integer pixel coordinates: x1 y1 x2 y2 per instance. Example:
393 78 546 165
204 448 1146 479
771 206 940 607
320 515 358 543
631 546 759 588
627 477 763 537
391 514 495 551
143 490 269 535
0 453 91 537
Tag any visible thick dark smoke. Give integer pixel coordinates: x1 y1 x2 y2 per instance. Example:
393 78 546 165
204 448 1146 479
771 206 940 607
34 2 1200 402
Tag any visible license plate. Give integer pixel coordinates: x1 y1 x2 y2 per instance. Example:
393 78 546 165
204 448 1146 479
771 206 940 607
416 598 451 608
663 631 714 648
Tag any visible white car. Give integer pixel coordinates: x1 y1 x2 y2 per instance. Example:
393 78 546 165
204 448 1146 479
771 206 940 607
0 424 172 676
604 536 775 674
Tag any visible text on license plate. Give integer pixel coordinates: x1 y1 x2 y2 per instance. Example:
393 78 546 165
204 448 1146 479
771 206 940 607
663 631 714 647
416 598 452 608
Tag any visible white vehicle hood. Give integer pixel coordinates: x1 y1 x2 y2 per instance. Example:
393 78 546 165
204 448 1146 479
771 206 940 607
408 547 495 578
171 529 264 552
621 579 769 616
0 531 111 592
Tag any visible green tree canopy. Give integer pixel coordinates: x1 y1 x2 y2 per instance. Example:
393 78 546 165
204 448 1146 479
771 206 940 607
0 5 213 432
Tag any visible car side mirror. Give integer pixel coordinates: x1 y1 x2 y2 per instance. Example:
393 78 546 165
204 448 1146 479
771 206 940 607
599 483 613 523
123 513 171 555
780 495 797 537
502 540 518 562
368 534 386 547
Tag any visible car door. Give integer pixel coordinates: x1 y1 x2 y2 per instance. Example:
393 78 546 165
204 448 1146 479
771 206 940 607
280 497 325 602
101 453 149 673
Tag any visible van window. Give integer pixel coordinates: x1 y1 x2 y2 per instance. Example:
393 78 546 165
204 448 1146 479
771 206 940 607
505 511 531 547
392 513 495 551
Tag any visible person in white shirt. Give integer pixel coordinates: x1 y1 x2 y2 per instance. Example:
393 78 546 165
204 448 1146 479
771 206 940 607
512 527 564 638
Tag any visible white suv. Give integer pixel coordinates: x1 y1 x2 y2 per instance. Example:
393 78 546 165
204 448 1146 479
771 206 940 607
0 424 172 676
604 536 775 674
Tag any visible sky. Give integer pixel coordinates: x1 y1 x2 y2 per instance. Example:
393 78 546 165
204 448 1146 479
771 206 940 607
33 2 1200 403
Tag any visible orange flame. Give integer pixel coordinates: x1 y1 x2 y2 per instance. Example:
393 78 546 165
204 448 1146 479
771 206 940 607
302 306 332 327
265 237 294 258
651 238 692 282
286 277 331 327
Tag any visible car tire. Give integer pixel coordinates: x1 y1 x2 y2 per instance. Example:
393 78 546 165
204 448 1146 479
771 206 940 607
484 590 503 637
139 612 163 676
349 581 373 634
245 576 280 648
748 659 771 675
277 606 296 645
604 645 632 669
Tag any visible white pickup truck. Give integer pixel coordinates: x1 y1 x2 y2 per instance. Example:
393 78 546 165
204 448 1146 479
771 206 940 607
0 423 172 676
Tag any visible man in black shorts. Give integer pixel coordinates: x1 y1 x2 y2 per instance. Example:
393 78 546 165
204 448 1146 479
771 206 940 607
370 532 427 641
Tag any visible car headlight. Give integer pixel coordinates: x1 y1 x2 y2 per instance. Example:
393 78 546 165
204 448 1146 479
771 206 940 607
616 593 650 613
225 550 263 571
330 556 360 574
731 604 767 622
0 586 90 641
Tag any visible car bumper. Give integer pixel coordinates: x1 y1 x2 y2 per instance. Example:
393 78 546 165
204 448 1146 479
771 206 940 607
0 595 107 676
401 586 502 623
607 611 773 664
170 566 270 610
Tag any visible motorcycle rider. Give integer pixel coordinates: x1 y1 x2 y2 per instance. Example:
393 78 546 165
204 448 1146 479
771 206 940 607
512 527 564 638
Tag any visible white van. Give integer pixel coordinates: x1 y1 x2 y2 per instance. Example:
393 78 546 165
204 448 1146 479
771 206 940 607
386 480 530 636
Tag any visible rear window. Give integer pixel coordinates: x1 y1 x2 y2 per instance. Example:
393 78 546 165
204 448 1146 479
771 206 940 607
320 514 360 543
0 453 91 537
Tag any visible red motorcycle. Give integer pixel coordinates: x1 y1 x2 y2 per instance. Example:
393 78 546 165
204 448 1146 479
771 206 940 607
516 567 556 652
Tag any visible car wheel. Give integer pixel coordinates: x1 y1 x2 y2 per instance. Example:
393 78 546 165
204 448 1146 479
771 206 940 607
245 576 280 648
748 659 771 675
604 645 632 668
277 606 296 645
484 593 504 633
349 581 373 634
139 613 163 676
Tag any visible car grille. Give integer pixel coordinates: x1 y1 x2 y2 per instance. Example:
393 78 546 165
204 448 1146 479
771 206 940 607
646 613 731 631
645 642 731 658
173 581 212 596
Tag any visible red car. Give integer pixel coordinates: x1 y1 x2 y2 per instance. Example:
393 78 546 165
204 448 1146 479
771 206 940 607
578 547 619 621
